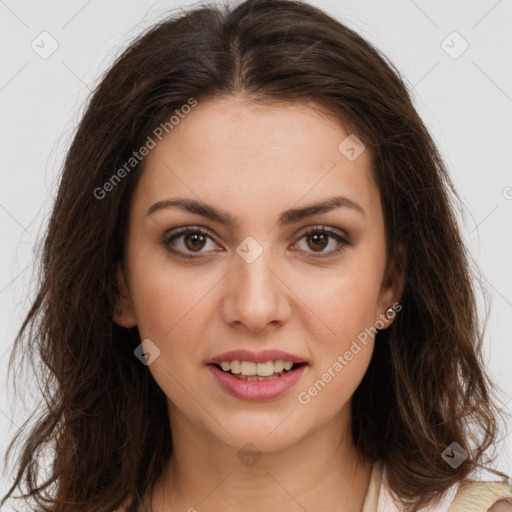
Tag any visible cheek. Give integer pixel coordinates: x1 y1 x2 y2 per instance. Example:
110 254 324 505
289 256 384 410
295 257 383 348
127 261 214 406
128 249 216 341
294 271 379 413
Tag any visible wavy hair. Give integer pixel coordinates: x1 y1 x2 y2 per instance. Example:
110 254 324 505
2 0 507 510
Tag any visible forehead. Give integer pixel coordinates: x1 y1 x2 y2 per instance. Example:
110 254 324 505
134 96 381 225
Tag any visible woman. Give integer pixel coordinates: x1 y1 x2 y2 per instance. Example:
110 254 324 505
2 0 511 511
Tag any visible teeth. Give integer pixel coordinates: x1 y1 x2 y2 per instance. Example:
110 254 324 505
238 374 279 381
256 361 274 377
217 359 297 377
273 360 284 372
230 360 241 374
240 361 257 375
220 361 231 372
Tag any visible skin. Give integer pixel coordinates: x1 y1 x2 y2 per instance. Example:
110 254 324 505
115 95 405 512
489 502 512 512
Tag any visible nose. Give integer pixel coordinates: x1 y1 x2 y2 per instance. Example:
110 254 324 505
221 245 291 333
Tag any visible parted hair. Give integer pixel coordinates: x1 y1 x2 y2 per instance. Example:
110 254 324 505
2 1 507 511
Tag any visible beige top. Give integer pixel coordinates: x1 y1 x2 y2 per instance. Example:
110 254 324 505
362 460 512 512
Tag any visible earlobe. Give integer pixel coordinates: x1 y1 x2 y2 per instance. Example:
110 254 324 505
113 265 138 328
392 243 406 303
377 244 406 329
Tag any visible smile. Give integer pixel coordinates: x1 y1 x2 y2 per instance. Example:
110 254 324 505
208 361 307 401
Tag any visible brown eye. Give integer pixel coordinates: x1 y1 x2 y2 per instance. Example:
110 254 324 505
293 226 352 258
162 227 219 258
306 232 329 252
184 232 207 251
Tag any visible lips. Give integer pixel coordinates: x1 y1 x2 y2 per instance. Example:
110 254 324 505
208 349 307 365
207 349 308 401
208 363 306 401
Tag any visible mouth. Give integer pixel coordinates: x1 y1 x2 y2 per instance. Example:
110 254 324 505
210 360 308 381
207 358 308 401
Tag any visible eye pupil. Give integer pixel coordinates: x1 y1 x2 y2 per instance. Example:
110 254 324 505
308 233 328 251
185 233 206 251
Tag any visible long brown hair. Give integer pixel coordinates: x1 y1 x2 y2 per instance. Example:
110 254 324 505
2 0 507 510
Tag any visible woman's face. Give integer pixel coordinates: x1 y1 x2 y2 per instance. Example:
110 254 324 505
116 95 403 453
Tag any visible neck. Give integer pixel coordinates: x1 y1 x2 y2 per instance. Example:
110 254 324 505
147 404 373 512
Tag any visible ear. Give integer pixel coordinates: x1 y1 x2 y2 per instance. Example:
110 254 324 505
376 243 406 329
113 264 138 328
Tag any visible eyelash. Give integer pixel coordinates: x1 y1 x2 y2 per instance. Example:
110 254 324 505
161 225 352 260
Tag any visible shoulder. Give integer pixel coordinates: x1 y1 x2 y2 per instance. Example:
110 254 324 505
448 479 512 512
488 500 512 512
376 461 512 512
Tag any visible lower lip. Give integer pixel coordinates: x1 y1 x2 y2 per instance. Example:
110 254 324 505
208 364 307 401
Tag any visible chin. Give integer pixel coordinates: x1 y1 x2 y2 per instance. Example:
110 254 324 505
212 414 308 453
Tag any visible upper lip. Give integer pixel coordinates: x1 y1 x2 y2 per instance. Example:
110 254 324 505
208 349 307 365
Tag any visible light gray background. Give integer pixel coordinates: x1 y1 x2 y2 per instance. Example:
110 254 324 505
1 0 511 501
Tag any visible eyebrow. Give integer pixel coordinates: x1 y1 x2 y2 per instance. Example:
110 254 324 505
146 195 365 226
